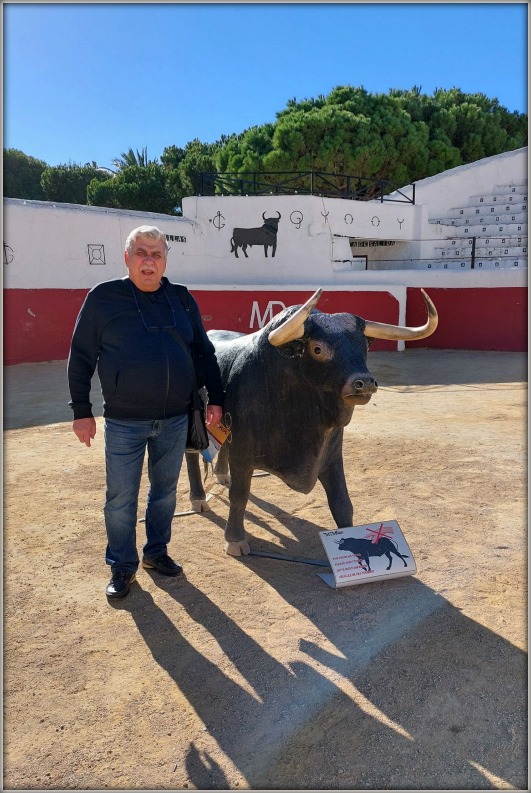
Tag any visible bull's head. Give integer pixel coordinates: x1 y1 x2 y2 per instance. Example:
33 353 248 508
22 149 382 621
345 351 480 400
262 211 281 221
267 288 438 413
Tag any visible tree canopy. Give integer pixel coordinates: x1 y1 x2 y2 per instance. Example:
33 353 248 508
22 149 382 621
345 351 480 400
4 85 527 212
40 162 109 204
3 149 48 200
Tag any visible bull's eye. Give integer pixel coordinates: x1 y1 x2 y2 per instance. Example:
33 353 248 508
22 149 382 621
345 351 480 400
309 340 332 361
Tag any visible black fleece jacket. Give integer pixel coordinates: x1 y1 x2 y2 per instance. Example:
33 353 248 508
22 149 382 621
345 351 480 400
68 277 224 421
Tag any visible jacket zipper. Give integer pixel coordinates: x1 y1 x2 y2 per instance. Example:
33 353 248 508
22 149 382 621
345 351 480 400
162 333 170 418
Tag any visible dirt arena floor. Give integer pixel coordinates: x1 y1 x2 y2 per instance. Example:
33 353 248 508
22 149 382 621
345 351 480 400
3 350 527 791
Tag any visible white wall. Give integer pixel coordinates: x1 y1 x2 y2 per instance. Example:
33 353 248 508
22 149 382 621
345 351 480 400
3 199 194 289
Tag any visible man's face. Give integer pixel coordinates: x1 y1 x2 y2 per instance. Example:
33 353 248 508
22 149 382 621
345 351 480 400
125 234 167 292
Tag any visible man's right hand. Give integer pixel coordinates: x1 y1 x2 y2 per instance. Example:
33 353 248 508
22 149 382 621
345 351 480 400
73 417 97 447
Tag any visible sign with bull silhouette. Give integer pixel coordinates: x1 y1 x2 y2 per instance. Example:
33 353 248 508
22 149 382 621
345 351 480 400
317 520 416 589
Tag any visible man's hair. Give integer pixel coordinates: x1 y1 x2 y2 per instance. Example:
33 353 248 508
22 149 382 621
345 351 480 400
125 225 169 254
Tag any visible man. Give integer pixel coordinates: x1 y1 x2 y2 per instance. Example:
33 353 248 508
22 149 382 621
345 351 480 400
68 225 224 599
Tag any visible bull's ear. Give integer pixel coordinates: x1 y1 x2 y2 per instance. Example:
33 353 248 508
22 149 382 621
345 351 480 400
274 339 306 358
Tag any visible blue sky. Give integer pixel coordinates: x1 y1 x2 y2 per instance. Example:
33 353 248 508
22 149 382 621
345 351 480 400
3 2 528 169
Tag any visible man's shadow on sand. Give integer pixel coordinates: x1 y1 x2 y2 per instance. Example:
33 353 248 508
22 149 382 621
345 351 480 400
112 493 527 790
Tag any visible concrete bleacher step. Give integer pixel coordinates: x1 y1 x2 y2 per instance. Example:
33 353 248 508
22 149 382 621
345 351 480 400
421 258 527 270
429 220 528 235
462 224 528 235
474 245 527 257
470 191 528 205
434 248 527 260
432 213 527 227
474 258 527 269
449 202 527 217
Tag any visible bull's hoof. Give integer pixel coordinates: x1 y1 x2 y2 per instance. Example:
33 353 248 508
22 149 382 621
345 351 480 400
224 540 251 557
216 474 231 487
190 499 211 513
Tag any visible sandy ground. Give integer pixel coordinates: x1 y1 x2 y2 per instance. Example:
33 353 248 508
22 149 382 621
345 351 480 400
3 350 528 791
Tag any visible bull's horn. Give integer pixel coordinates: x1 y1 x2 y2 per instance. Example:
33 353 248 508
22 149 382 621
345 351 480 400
363 289 438 341
268 289 323 347
262 210 281 220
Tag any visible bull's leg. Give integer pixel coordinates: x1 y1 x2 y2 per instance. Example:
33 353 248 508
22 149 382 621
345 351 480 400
224 464 253 557
356 553 370 572
391 548 409 567
271 242 276 257
185 451 211 513
242 245 248 258
213 443 231 487
318 458 354 528
264 245 268 257
363 553 372 572
384 551 393 571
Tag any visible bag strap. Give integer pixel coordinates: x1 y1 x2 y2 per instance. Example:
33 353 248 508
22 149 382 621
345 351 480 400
172 284 202 348
165 304 203 410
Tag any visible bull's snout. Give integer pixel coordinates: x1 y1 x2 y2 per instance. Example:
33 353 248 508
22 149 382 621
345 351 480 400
342 373 378 406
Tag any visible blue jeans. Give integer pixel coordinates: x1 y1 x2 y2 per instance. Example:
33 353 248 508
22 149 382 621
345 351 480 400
103 415 188 573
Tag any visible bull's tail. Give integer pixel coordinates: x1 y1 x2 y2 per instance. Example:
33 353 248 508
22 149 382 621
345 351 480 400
230 237 235 252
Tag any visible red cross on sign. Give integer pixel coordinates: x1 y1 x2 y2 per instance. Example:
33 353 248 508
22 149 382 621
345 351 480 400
364 522 394 544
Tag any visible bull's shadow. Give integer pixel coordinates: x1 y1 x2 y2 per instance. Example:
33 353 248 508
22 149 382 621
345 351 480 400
192 498 527 790
122 502 527 790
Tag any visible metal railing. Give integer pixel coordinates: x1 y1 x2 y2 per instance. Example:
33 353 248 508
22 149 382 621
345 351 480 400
195 171 415 204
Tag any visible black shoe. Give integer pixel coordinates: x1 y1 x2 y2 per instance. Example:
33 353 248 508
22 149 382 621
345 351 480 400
142 553 182 576
105 570 136 598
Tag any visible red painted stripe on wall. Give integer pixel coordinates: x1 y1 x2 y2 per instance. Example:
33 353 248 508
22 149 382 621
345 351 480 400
4 289 88 365
405 287 528 352
3 286 527 365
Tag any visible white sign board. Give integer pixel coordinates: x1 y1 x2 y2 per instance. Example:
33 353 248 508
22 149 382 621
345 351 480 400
317 520 416 589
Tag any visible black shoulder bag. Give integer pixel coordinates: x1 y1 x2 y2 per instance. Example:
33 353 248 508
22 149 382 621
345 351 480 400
171 286 209 453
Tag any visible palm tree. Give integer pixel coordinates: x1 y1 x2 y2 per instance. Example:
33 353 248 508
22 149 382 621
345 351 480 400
111 146 152 171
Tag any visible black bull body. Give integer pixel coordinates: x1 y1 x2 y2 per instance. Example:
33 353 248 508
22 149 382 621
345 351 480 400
230 211 281 258
186 288 438 556
336 537 409 571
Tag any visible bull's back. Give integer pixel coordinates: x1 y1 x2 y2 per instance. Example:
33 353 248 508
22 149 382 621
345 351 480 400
207 329 261 384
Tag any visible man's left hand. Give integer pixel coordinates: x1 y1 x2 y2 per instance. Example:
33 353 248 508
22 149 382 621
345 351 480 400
206 404 223 426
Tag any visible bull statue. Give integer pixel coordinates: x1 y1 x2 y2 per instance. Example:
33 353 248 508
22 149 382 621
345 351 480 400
185 288 438 556
230 211 281 258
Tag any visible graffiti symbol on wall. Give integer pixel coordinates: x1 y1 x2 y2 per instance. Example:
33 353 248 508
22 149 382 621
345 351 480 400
371 216 381 227
321 210 330 224
210 211 225 230
397 218 404 229
3 242 14 265
250 299 287 329
344 213 354 224
230 211 281 258
88 244 106 265
290 210 304 229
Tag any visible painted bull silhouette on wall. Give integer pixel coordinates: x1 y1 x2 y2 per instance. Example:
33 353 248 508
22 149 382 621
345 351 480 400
230 211 281 258
185 288 438 556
